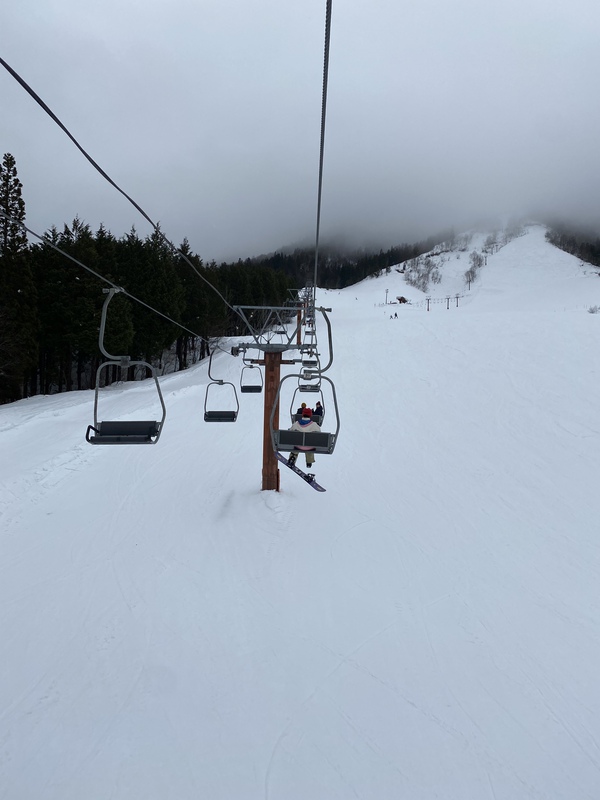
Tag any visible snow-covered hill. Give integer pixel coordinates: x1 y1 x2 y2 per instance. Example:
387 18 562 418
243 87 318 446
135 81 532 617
2 225 600 799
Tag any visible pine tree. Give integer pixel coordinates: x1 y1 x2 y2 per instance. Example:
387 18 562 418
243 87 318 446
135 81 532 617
0 153 38 402
0 153 27 255
174 238 205 370
116 227 184 370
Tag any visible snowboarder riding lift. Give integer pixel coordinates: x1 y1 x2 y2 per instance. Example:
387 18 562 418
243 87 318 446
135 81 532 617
288 407 321 469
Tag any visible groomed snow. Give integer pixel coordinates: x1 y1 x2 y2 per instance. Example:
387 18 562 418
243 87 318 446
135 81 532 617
1 225 600 799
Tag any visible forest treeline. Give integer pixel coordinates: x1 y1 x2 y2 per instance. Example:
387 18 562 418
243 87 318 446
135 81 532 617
0 218 293 402
0 153 297 402
545 224 600 268
0 152 444 403
241 232 449 292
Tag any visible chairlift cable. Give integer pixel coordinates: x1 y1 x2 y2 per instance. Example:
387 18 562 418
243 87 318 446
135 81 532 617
313 0 333 301
0 56 244 324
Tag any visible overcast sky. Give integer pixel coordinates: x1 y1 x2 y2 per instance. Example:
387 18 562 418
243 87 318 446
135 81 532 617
2 0 600 262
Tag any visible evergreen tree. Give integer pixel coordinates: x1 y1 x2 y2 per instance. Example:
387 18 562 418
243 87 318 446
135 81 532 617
173 238 206 369
116 227 184 369
32 225 79 394
32 221 137 393
0 154 27 254
0 153 38 401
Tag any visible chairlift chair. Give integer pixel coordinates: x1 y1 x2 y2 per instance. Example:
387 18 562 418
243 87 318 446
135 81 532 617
298 369 321 392
86 288 166 445
240 364 263 394
271 373 340 456
204 350 240 421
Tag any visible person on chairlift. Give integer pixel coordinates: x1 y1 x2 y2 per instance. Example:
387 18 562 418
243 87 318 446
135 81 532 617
313 401 323 419
288 407 321 469
296 401 307 415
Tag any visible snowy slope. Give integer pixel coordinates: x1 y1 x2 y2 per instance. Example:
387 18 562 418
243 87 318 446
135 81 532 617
2 225 600 799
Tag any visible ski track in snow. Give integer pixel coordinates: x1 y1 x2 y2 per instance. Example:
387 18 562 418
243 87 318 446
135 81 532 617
2 226 600 798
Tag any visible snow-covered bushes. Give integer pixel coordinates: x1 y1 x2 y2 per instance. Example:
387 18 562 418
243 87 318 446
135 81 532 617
464 250 485 286
404 256 442 293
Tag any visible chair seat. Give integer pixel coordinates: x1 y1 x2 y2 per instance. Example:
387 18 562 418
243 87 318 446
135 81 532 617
204 411 238 422
86 420 161 444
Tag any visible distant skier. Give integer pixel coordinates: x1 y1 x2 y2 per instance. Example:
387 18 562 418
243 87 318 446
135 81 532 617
288 407 321 469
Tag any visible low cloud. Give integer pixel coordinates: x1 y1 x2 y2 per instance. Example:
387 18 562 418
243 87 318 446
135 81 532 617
3 0 600 261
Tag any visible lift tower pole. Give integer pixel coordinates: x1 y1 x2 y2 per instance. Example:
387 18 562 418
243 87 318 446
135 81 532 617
262 350 282 491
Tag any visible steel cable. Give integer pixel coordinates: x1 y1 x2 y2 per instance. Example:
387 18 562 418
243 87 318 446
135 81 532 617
313 0 333 301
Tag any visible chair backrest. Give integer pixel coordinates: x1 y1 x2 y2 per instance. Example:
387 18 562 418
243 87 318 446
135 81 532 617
275 429 334 453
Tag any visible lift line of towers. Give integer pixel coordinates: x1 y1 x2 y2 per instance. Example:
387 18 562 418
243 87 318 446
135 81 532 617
85 287 340 492
84 0 336 491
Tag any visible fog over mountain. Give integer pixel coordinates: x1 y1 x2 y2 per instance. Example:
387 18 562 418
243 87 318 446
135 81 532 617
3 0 600 260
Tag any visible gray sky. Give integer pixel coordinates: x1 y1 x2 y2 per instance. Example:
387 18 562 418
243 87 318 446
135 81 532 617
2 0 600 262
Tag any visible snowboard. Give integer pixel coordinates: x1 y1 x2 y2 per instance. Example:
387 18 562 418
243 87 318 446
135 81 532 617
275 452 326 492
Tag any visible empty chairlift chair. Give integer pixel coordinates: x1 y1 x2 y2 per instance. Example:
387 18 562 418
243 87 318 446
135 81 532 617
240 364 263 394
86 288 166 445
298 367 321 393
204 350 240 421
